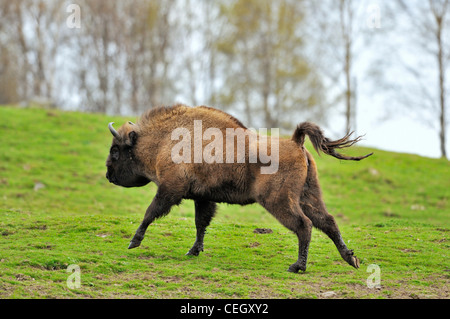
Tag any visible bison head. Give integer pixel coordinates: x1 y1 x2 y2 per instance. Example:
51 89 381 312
105 122 150 188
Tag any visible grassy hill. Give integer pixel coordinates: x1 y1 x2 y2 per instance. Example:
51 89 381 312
0 105 448 299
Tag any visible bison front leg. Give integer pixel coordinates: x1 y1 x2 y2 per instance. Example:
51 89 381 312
186 200 216 256
128 185 183 249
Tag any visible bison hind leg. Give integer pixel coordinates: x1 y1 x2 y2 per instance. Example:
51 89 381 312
300 189 360 269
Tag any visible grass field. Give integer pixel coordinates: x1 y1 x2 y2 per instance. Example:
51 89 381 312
0 105 448 299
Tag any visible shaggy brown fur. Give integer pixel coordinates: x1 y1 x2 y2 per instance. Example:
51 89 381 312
105 104 372 273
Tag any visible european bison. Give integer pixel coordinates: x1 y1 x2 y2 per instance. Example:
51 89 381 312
105 104 372 273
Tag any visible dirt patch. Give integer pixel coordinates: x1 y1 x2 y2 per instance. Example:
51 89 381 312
1 230 15 236
27 224 47 231
15 274 35 282
400 248 420 253
254 228 273 234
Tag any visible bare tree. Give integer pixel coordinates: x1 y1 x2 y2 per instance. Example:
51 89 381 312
0 0 69 106
175 0 226 107
429 0 449 159
71 0 178 114
1 0 329 129
382 0 450 159
217 0 325 130
340 0 356 134
0 1 19 103
305 0 371 135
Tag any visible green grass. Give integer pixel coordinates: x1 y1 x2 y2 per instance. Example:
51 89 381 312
0 105 448 299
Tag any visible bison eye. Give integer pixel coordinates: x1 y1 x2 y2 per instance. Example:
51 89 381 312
111 147 120 161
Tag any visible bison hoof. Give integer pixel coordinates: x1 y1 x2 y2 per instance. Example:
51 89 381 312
349 256 360 269
343 250 360 269
186 247 203 256
288 263 306 273
186 250 199 256
128 240 141 249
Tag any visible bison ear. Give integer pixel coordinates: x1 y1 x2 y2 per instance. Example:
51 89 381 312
127 131 138 147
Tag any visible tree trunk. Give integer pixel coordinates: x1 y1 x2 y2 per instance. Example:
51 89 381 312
437 34 447 159
340 0 353 134
261 36 273 128
436 11 447 159
345 41 352 134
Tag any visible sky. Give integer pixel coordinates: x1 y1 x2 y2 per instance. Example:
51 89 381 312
358 96 448 159
329 1 450 160
32 1 450 159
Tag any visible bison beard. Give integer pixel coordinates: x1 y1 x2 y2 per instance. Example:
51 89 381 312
105 104 372 273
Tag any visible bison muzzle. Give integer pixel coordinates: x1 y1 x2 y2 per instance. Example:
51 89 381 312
105 104 372 273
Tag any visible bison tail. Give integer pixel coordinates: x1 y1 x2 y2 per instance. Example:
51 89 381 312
292 122 373 161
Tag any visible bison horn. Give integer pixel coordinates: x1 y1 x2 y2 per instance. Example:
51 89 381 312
108 122 121 140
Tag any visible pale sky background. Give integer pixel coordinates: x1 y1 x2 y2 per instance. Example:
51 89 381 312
57 1 450 159
357 96 447 159
307 1 450 160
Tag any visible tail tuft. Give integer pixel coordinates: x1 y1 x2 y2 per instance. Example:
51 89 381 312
292 122 373 161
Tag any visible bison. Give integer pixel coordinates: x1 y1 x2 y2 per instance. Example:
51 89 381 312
105 104 372 273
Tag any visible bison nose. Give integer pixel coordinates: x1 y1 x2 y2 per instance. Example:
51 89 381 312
106 171 114 183
106 170 117 184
